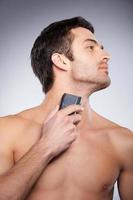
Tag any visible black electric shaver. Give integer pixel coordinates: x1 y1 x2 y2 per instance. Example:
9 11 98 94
59 93 82 114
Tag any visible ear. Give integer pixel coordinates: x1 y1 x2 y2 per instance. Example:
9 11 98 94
51 53 70 71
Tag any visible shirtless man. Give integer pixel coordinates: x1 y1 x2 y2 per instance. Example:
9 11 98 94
0 16 133 200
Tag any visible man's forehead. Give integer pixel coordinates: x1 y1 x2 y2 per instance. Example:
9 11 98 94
71 27 96 41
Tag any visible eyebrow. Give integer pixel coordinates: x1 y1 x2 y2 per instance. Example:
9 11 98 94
83 38 104 49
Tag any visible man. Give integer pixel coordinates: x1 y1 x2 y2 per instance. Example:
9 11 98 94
0 16 133 200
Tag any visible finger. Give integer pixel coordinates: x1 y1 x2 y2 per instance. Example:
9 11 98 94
44 105 59 124
69 113 82 124
60 104 84 116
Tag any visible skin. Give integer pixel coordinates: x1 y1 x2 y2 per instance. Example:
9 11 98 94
0 27 133 200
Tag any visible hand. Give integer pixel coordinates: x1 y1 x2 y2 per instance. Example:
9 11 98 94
41 104 84 157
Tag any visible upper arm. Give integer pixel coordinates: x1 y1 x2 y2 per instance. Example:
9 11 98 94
117 129 133 200
118 168 133 200
0 117 15 175
0 114 37 175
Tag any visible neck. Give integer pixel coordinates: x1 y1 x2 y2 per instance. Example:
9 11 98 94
39 85 94 130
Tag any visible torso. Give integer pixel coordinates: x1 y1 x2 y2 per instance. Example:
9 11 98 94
13 115 121 200
0 106 126 200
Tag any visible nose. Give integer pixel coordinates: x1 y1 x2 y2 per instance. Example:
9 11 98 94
101 49 111 63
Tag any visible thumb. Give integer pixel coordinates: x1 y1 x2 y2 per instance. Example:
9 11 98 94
44 105 59 124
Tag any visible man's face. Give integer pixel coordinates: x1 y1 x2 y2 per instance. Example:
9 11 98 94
69 27 111 91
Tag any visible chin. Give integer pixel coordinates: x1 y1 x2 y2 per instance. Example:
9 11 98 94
96 77 111 91
99 78 111 90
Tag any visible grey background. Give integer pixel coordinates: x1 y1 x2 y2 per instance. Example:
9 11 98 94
0 0 133 199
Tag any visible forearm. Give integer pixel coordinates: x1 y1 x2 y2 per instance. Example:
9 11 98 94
0 140 53 200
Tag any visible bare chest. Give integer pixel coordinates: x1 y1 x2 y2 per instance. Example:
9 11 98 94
33 134 120 194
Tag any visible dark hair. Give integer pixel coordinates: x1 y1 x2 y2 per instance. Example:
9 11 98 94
31 16 94 93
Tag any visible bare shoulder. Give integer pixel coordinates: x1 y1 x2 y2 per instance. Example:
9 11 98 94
109 126 133 169
0 112 41 143
109 126 133 147
0 108 43 166
0 115 29 147
0 114 30 135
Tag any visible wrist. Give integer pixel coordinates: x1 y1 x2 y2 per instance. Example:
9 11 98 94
37 137 55 162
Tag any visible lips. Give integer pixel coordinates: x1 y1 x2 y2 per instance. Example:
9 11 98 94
99 63 108 69
99 64 109 74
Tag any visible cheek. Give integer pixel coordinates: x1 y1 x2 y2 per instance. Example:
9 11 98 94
75 51 98 67
71 56 98 76
71 62 98 81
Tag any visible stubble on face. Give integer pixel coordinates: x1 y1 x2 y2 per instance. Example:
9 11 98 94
69 27 111 93
71 62 111 92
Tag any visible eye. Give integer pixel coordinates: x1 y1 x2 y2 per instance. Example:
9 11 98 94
101 45 104 50
87 46 94 50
